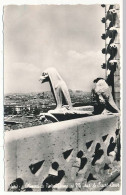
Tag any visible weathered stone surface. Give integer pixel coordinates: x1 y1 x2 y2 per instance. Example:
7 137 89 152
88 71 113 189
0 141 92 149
5 114 120 191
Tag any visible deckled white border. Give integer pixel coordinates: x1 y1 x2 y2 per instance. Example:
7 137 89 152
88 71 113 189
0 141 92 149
0 0 123 194
0 0 4 193
3 0 121 5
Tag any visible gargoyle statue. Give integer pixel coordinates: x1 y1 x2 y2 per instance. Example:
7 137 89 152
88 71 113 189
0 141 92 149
93 78 119 114
39 67 72 111
39 67 92 122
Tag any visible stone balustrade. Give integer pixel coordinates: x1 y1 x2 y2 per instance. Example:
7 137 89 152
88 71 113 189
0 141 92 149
5 113 120 191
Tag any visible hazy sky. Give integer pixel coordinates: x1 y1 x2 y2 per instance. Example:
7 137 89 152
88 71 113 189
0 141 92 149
4 5 105 94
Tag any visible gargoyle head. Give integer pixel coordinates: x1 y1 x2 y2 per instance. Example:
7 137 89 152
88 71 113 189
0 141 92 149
93 78 119 113
39 71 49 83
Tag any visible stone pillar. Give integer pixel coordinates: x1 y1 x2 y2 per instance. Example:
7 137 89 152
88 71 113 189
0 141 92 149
101 4 120 109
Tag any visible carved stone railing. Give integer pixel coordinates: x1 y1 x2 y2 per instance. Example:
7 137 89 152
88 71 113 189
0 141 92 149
5 114 120 191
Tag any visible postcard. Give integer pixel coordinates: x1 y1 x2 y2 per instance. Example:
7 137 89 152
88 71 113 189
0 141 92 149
0 0 122 193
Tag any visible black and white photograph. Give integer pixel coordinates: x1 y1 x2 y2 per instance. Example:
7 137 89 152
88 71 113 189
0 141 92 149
3 1 121 192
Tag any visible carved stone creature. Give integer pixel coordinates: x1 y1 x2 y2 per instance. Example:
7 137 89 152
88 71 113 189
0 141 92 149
39 67 72 111
39 67 93 121
93 78 119 114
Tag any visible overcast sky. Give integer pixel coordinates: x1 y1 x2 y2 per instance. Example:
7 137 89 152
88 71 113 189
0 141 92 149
4 4 105 94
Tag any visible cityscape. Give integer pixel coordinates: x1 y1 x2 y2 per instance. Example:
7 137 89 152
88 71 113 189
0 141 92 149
4 90 92 131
